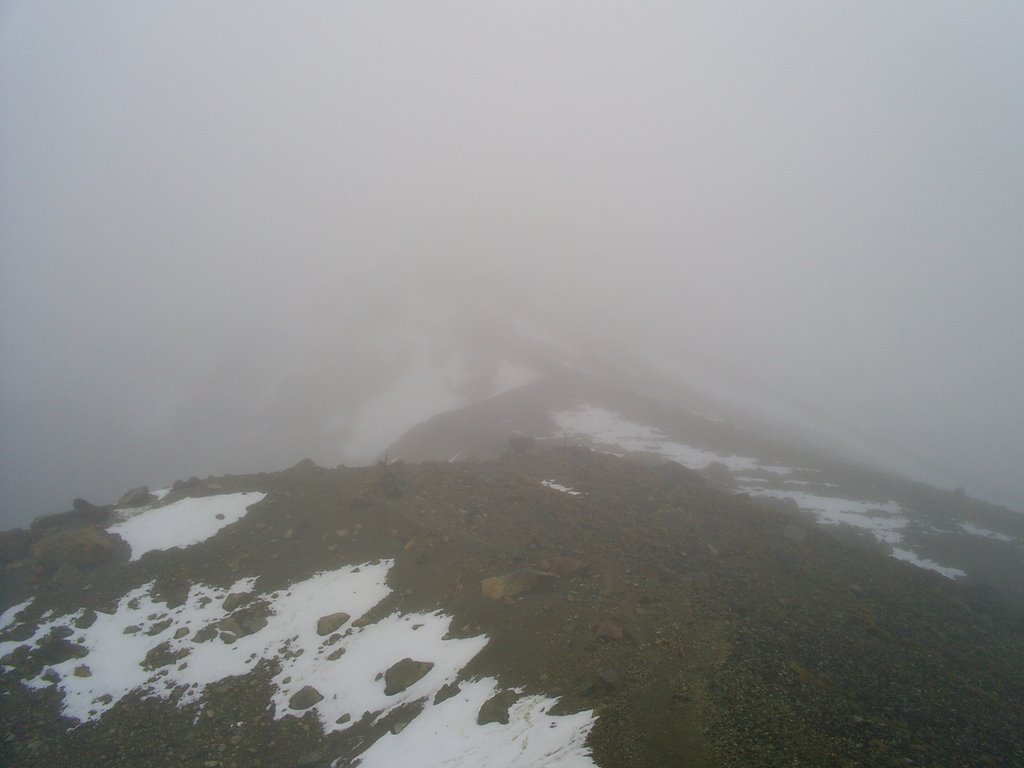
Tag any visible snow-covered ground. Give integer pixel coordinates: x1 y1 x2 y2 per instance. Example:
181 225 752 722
551 405 969 581
958 522 1015 543
0 557 597 766
552 405 794 475
541 480 582 496
108 492 266 561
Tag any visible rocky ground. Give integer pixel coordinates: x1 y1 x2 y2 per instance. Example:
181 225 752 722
2 446 1023 767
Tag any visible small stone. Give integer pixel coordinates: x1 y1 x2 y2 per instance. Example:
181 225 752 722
73 665 91 678
594 620 624 641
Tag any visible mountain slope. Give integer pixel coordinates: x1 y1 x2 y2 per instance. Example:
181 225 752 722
2 448 1023 767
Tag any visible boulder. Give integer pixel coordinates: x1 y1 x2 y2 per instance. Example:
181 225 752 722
118 486 155 508
383 658 434 695
477 689 519 725
539 556 586 578
481 569 555 601
31 527 120 569
316 612 351 636
72 498 112 522
289 685 324 710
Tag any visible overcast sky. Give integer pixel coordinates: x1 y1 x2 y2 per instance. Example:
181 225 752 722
2 1 1022 526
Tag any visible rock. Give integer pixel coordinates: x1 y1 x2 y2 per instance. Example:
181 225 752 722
384 658 434 695
0 528 34 563
75 609 98 629
477 689 519 725
481 570 556 601
296 752 323 768
51 562 84 589
118 486 155 508
289 685 324 710
539 556 586 578
73 664 91 677
594 619 624 641
31 527 120 568
317 612 351 636
222 593 245 612
701 461 735 489
72 498 112 522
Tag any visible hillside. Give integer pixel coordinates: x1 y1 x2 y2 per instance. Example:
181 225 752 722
2 447 1023 767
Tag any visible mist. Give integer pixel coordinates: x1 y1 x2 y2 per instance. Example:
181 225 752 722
2 1 1022 528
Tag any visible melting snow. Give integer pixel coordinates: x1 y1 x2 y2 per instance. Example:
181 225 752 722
742 488 966 579
958 522 1014 543
541 480 582 496
889 548 968 580
355 678 596 768
108 492 266 561
552 405 794 475
0 560 596 766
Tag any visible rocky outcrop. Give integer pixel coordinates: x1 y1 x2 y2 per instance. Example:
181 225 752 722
30 527 121 569
480 569 555 601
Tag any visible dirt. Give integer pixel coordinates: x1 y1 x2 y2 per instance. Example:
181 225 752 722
2 446 1023 767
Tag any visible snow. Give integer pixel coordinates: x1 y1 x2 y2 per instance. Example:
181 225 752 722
354 678 596 768
541 480 582 496
0 599 32 632
958 522 1014 542
552 405 794 475
107 492 266 561
742 487 968 579
889 548 968 580
1 560 597 766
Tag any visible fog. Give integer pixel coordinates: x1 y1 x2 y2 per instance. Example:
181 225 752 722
2 2 1022 528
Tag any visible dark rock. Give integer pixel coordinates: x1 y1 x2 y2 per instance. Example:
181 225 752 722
289 685 324 710
51 562 84 589
72 498 112 522
31 527 120 569
594 619 624 641
539 556 587 578
222 593 245 613
0 528 35 562
317 612 351 636
481 569 556 601
118 486 155 508
75 609 98 629
477 689 519 725
384 658 434 695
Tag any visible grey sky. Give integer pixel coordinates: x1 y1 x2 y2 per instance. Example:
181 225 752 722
2 2 1022 525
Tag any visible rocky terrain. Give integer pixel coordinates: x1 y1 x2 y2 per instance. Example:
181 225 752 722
2 444 1023 767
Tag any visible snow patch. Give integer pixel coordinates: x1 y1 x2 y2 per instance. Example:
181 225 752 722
889 548 968 580
957 522 1014 542
552 405 794 475
541 480 582 496
355 678 596 768
108 492 266 561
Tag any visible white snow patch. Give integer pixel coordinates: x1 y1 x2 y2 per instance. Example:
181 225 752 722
152 488 171 501
541 480 582 496
552 405 794 475
1 561 597 766
742 488 967 578
957 522 1014 542
355 678 596 768
108 492 266 561
889 548 968 580
0 599 32 633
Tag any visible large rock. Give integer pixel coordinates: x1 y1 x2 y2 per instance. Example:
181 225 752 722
317 612 351 636
481 569 555 601
289 685 324 710
383 658 434 695
31 527 120 568
118 486 155 508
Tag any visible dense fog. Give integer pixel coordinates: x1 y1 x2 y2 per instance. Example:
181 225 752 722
2 2 1022 528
